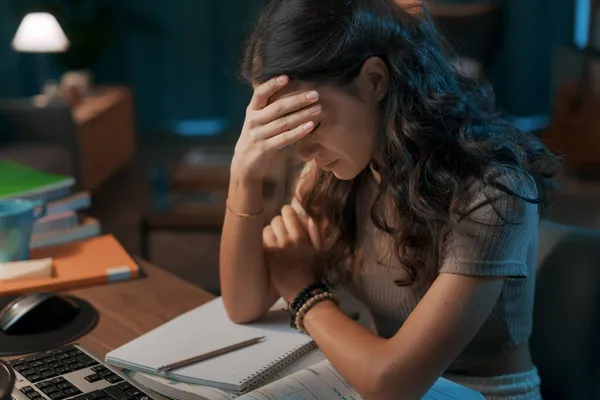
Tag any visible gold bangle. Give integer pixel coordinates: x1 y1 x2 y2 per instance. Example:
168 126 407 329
226 200 264 220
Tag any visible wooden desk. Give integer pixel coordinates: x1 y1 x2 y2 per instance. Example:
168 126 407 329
2 262 214 361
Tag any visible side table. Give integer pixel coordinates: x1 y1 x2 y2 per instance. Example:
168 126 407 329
73 87 137 192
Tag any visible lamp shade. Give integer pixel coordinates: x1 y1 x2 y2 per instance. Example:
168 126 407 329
12 12 70 53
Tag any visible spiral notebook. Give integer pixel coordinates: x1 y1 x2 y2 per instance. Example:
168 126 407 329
105 298 315 393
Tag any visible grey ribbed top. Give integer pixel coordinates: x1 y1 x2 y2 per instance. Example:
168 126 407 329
345 168 539 372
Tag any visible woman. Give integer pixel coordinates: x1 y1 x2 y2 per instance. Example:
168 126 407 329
220 1 559 399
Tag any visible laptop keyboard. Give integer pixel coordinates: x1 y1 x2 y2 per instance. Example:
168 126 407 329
6 345 155 400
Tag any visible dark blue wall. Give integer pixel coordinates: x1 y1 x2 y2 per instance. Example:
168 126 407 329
490 0 575 117
0 0 575 134
93 0 260 134
0 1 24 97
0 0 260 136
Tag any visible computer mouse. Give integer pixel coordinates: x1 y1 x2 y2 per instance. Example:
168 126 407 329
0 293 80 335
0 360 14 400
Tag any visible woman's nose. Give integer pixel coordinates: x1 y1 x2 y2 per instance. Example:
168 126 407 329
297 136 319 162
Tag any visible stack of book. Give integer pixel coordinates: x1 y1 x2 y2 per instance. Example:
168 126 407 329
0 161 101 248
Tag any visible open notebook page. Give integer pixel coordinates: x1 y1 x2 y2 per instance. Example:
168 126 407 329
106 298 313 391
238 360 485 400
125 349 327 400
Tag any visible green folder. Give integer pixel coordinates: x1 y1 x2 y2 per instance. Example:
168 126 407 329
0 161 75 200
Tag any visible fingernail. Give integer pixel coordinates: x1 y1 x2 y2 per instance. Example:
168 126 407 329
306 91 319 100
303 121 314 131
309 105 322 114
276 75 288 84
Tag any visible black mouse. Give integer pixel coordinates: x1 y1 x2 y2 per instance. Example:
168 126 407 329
0 293 80 335
0 360 14 400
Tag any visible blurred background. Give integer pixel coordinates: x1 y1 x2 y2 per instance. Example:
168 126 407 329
0 0 599 398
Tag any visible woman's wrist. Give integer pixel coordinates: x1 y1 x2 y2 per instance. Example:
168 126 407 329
230 161 266 184
287 282 338 332
227 172 264 216
303 298 338 320
299 298 339 333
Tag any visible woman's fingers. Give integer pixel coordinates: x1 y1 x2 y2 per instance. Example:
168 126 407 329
253 103 321 141
249 75 289 110
256 90 320 126
262 225 278 247
263 121 316 152
281 206 306 241
269 216 288 245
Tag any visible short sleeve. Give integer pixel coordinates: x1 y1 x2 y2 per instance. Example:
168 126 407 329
438 170 539 278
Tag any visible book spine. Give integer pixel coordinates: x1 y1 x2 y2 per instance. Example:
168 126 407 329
46 193 91 215
33 212 78 235
21 187 71 202
0 273 130 296
30 221 101 249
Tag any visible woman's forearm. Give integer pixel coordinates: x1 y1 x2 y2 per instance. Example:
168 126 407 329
302 301 425 400
302 301 397 399
219 176 278 323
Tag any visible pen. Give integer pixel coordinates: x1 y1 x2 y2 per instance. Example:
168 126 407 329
157 336 266 374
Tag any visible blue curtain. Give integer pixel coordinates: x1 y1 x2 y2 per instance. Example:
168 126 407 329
1 0 575 132
433 0 575 117
0 1 24 98
490 0 575 117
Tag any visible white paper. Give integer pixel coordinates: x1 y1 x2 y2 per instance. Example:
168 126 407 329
107 298 313 391
0 258 52 281
126 349 327 400
238 361 484 400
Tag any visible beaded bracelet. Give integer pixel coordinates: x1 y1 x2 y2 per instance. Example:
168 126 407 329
289 282 330 313
288 288 328 328
289 287 327 314
294 292 338 332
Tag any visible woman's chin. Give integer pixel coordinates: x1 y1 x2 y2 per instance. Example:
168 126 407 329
331 166 360 181
319 160 361 180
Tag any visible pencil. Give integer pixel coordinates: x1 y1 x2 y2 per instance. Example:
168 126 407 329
157 336 266 374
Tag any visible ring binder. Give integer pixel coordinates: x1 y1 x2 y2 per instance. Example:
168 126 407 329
241 341 317 391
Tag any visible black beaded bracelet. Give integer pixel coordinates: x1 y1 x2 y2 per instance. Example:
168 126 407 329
289 291 339 331
289 282 329 313
288 288 328 328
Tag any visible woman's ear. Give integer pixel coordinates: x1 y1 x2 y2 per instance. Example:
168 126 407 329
356 57 390 103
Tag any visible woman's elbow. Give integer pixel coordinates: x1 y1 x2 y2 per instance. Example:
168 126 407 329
222 297 263 324
355 363 396 400
225 310 259 324
222 295 261 324
360 364 421 400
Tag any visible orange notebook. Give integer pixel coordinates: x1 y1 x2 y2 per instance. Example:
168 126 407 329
0 235 139 296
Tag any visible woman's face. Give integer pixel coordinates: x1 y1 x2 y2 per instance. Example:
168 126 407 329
271 80 382 180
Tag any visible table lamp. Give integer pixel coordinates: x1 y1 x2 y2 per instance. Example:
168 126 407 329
11 12 70 101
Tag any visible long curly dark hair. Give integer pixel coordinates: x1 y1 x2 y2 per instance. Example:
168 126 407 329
241 0 560 286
